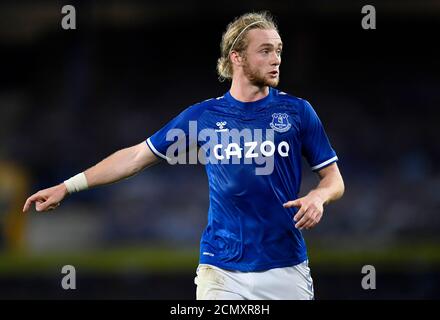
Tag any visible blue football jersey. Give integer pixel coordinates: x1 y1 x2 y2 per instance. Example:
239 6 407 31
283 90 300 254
147 87 338 271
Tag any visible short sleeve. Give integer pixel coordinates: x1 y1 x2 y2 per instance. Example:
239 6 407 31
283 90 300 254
300 100 338 171
146 104 204 161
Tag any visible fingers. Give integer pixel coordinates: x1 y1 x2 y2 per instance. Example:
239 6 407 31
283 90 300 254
295 208 322 230
284 196 324 230
23 199 30 213
293 205 306 223
285 200 322 230
283 199 301 208
294 207 312 230
36 197 58 212
35 200 46 212
23 193 42 213
23 192 60 213
284 198 308 228
47 202 60 211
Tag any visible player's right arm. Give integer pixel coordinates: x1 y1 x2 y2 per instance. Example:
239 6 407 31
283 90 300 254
23 141 160 213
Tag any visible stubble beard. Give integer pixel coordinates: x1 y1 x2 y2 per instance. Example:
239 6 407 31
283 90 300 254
242 59 279 88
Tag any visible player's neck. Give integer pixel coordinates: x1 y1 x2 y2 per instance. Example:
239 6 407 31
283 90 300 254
229 79 269 103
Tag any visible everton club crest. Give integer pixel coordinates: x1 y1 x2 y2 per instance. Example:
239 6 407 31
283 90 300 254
270 113 291 133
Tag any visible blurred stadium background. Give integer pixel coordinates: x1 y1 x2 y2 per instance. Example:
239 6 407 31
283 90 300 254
0 0 439 299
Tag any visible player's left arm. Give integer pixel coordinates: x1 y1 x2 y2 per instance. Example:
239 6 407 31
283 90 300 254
283 162 344 230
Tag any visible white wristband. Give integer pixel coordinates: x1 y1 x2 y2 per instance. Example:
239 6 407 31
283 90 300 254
64 172 89 194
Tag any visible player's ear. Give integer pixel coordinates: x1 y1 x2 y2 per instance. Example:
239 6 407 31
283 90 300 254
230 51 243 66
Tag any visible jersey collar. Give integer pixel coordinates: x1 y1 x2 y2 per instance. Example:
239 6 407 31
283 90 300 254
224 87 275 110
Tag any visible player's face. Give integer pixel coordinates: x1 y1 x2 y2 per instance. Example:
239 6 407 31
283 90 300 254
242 28 282 87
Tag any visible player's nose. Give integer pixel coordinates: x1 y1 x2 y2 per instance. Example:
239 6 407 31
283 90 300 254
270 54 281 66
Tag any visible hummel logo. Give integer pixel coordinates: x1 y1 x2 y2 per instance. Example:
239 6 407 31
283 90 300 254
215 121 228 132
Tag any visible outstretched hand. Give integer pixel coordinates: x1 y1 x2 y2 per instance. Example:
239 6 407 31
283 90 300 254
23 183 68 213
283 191 325 230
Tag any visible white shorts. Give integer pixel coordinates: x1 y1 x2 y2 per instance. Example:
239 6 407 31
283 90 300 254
194 260 314 300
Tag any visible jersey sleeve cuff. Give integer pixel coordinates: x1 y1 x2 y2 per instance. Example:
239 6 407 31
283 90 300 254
311 156 338 171
146 138 171 161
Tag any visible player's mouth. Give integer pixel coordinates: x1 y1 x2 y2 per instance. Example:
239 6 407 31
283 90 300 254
269 70 279 77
